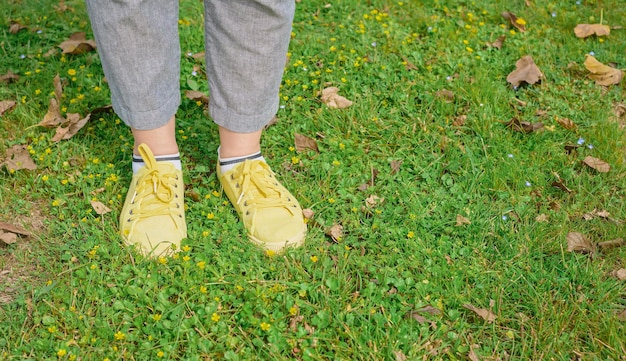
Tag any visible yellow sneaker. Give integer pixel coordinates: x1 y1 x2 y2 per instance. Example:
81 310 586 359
119 144 186 257
217 159 306 252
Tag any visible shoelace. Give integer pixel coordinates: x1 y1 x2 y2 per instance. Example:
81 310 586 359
128 167 182 223
231 161 296 216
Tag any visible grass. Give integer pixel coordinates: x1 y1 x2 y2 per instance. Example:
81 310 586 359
1 0 625 359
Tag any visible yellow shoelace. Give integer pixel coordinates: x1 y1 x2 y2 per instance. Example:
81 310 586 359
231 161 296 215
128 167 182 222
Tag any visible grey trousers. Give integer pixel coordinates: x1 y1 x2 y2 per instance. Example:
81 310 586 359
85 0 295 132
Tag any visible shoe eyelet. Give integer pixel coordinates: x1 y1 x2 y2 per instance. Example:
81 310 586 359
246 211 250 215
231 175 234 180
236 183 240 188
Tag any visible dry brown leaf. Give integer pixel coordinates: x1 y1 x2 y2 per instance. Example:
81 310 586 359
52 113 91 142
535 214 549 222
0 231 18 245
463 303 496 322
598 239 625 249
9 21 27 34
393 350 407 361
326 224 343 242
501 11 527 32
556 117 576 130
618 309 626 321
436 89 455 102
0 221 31 237
365 195 384 207
584 55 623 86
566 232 595 253
487 35 506 49
0 100 17 116
39 98 65 128
456 214 471 226
58 32 97 55
0 71 20 83
453 115 467 127
320 87 353 109
507 55 543 87
574 24 610 38
302 208 315 219
468 345 481 361
390 160 402 174
90 200 111 215
407 305 441 324
2 144 37 171
505 118 544 133
613 268 626 280
583 156 610 173
294 133 319 153
184 90 209 105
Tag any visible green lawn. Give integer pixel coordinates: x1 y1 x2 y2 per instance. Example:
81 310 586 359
1 0 625 359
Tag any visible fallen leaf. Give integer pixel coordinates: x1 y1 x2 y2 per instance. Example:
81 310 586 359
0 231 18 245
184 90 209 105
612 268 626 280
507 55 543 87
289 315 303 332
535 214 549 222
583 156 610 173
0 70 20 83
584 55 623 86
58 32 97 55
0 221 31 237
456 214 471 226
0 100 17 116
501 11 527 32
302 208 315 219
407 305 441 324
326 224 343 242
436 89 455 102
90 200 111 215
618 309 626 321
611 102 626 128
505 118 544 133
598 239 625 250
390 160 402 174
9 21 27 34
39 98 65 128
366 195 384 207
320 87 353 109
2 144 37 171
52 113 91 142
393 350 407 361
574 24 610 38
294 133 319 153
486 35 506 49
468 345 481 361
54 0 74 12
452 115 467 127
463 303 496 322
556 117 576 130
566 232 595 254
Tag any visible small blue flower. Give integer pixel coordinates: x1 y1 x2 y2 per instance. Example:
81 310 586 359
371 42 377 47
507 154 514 158
587 144 594 149
502 215 508 220
191 71 197 77
525 181 532 187
577 137 585 145
589 51 595 56
20 54 26 59
551 12 557 17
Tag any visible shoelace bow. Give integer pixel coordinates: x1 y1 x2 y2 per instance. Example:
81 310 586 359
129 167 182 222
232 161 296 215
